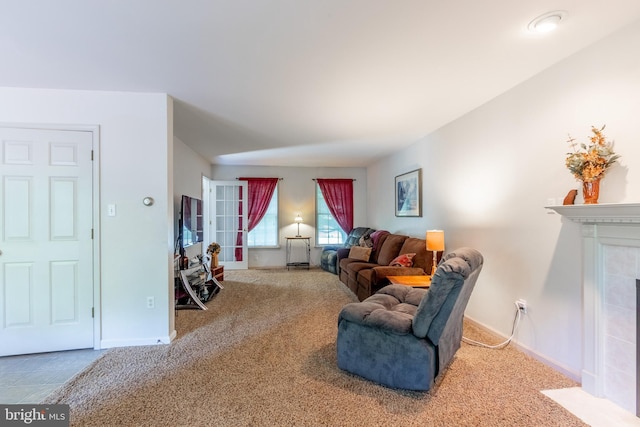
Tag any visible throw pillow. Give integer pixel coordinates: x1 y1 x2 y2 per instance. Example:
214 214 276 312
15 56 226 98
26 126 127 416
389 253 416 267
349 246 372 262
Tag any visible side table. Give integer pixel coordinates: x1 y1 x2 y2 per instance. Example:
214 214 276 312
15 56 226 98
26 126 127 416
210 265 224 283
285 237 310 270
387 275 431 288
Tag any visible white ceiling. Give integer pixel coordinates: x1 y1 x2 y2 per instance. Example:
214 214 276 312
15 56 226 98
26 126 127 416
2 1 640 167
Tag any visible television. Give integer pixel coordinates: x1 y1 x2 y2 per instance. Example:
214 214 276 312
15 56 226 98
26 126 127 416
180 195 204 251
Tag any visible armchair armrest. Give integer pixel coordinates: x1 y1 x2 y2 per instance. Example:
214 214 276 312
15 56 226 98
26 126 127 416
336 247 351 260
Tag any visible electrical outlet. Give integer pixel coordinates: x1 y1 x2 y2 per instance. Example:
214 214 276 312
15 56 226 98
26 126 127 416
516 299 527 314
147 296 155 309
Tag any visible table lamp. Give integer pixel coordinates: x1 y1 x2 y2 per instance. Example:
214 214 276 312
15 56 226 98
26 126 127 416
426 230 445 276
294 214 303 237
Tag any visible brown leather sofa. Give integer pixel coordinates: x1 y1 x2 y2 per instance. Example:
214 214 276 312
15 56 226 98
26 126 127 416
339 233 441 301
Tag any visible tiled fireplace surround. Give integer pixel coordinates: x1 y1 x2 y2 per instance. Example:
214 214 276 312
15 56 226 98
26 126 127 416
550 203 640 415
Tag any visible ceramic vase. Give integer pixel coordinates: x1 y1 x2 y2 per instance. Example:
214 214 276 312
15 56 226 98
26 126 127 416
582 178 600 204
211 253 219 268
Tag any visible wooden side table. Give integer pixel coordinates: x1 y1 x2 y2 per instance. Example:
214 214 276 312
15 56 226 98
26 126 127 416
210 265 224 282
387 275 431 288
285 237 310 270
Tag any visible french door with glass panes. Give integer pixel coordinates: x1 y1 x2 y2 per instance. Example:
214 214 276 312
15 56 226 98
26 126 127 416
203 179 248 269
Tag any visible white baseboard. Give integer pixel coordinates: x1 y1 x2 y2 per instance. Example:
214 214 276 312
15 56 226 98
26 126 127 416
100 335 172 349
464 315 581 383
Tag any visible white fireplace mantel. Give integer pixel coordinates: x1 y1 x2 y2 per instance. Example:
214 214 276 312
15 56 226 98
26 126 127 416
546 203 640 224
547 202 640 414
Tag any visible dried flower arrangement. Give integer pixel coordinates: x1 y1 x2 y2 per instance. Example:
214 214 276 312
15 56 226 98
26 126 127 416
207 242 221 254
565 125 620 183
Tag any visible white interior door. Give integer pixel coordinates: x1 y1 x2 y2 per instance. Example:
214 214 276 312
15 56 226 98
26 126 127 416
206 179 248 270
0 127 94 356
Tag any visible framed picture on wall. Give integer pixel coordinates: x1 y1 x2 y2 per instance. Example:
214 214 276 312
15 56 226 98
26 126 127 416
395 169 422 217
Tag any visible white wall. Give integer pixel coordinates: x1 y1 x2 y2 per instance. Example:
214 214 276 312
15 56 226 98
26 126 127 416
210 165 367 268
173 135 212 251
367 19 640 379
0 87 174 348
174 136 211 203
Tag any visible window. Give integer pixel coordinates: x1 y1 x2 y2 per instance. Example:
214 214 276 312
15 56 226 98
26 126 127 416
248 186 278 247
316 184 346 245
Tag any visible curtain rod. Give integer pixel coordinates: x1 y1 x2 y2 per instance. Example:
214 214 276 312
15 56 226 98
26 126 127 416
312 178 356 181
235 177 283 180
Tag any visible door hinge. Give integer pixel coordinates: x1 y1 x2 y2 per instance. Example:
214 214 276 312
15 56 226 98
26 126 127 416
91 150 94 161
91 229 94 239
92 307 94 318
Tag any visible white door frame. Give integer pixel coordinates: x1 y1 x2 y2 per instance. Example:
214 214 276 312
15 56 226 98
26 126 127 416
0 122 101 350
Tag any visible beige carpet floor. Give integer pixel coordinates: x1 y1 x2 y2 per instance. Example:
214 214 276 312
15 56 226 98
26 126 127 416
44 269 586 426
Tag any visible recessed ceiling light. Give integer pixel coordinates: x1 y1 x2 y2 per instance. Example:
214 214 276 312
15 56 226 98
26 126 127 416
528 10 567 34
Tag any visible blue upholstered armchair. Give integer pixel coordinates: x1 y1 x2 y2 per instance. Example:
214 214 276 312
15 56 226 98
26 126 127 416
336 247 483 390
320 227 375 274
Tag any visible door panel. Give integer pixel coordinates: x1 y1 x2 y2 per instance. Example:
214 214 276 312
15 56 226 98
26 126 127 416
206 180 247 270
4 263 32 327
5 177 31 239
0 127 94 356
50 261 79 323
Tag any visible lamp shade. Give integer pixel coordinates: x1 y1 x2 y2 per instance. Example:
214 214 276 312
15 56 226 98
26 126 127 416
426 230 445 252
294 214 303 223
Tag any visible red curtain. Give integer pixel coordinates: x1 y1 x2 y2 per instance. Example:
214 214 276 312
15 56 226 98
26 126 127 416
317 179 353 234
240 178 279 231
235 178 279 260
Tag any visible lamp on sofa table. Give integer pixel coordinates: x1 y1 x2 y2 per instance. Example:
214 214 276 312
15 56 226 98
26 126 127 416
294 214 303 237
426 230 445 276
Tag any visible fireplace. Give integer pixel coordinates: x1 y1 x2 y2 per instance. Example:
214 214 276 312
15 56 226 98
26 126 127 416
547 203 640 415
